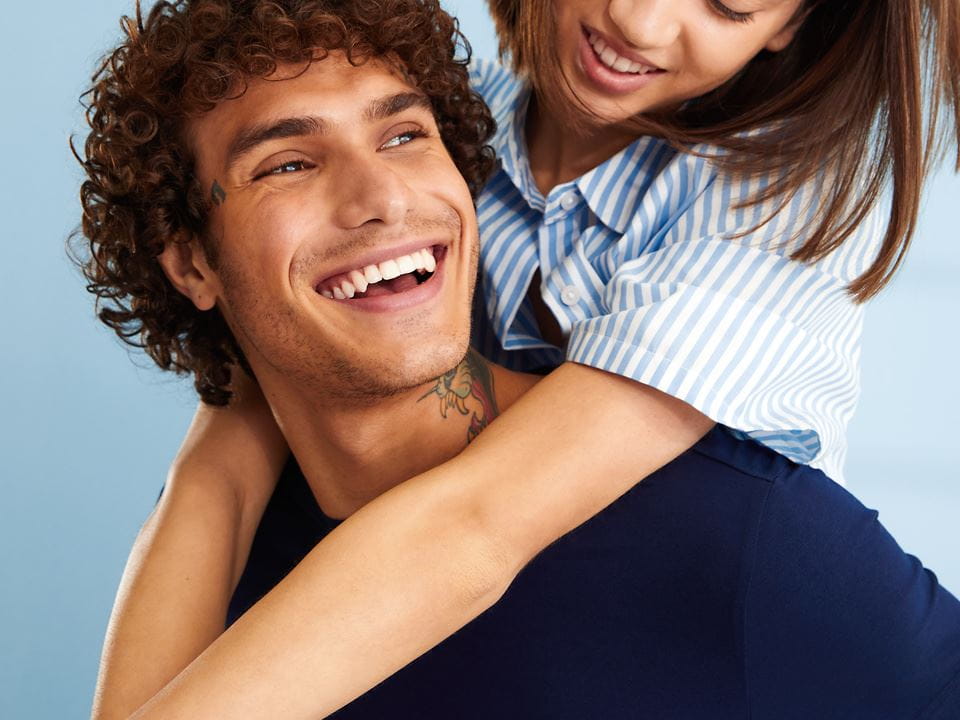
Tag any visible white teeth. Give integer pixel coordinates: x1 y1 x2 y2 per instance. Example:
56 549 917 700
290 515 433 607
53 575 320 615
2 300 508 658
422 249 436 273
396 254 416 275
588 31 656 75
363 264 382 283
321 246 438 299
379 258 401 280
348 270 368 294
415 249 432 272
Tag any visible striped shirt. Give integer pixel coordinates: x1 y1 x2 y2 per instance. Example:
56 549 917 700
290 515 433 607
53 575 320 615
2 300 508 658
469 59 886 484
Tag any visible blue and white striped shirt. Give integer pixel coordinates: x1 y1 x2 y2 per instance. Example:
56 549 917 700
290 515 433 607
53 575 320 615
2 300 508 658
469 59 885 483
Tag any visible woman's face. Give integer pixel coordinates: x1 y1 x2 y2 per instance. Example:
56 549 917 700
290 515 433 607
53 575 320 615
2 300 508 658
549 0 805 125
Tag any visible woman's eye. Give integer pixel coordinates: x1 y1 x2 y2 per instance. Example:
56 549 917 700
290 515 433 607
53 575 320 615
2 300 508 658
709 0 754 23
381 129 427 150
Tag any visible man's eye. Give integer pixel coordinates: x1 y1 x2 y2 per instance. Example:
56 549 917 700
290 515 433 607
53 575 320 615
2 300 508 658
381 129 428 150
709 0 754 23
254 159 313 180
267 160 309 176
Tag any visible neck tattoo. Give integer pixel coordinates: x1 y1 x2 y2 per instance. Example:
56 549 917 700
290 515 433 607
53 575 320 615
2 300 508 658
418 349 500 444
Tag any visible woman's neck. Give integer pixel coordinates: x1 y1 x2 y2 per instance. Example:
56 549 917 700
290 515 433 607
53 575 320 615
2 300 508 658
524 95 638 197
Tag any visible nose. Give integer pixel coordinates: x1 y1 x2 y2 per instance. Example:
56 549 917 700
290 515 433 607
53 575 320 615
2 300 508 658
329 152 414 230
607 0 682 50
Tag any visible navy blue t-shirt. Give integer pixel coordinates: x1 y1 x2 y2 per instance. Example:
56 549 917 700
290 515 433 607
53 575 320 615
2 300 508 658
227 427 960 719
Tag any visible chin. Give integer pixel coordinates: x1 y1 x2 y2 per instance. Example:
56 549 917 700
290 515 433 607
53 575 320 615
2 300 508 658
399 333 471 386
340 330 471 400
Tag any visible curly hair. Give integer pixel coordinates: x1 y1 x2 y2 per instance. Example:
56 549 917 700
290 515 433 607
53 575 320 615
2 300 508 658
72 0 497 405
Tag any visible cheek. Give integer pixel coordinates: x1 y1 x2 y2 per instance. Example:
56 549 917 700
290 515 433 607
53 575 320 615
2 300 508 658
242 194 310 251
679 30 758 94
430 179 473 234
411 153 473 206
218 200 304 286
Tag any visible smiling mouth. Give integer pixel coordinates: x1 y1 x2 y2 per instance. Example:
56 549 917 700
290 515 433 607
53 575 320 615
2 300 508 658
316 245 443 300
584 27 664 76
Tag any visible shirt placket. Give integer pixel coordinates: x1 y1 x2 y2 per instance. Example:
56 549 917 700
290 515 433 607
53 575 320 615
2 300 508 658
536 186 599 346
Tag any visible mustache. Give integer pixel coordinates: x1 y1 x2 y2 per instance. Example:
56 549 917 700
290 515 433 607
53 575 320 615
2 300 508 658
293 208 461 273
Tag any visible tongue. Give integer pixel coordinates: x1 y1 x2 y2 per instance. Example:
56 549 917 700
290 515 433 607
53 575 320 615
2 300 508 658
362 273 420 297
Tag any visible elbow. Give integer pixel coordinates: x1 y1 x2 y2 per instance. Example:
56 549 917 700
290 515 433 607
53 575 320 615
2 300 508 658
452 504 524 609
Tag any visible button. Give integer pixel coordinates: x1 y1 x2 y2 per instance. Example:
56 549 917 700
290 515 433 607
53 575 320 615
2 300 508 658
560 191 578 210
560 285 580 306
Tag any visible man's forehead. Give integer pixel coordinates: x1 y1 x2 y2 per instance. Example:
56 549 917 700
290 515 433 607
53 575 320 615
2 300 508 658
189 52 428 164
210 52 416 121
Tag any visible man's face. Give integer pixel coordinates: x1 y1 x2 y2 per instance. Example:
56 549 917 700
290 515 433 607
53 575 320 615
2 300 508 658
185 53 479 400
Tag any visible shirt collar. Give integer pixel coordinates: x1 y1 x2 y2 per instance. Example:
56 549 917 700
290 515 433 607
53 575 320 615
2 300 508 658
493 83 674 233
575 134 671 234
495 82 675 235
493 84 546 212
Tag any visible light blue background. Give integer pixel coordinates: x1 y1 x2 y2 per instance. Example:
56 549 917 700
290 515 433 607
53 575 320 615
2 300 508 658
1 2 957 717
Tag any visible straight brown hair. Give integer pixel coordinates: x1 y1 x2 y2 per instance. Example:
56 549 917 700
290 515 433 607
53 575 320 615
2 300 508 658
488 0 960 301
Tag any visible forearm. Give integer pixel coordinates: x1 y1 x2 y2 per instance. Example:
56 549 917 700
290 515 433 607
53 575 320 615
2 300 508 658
92 389 287 719
129 470 511 719
90 475 246 720
457 362 714 564
128 363 712 719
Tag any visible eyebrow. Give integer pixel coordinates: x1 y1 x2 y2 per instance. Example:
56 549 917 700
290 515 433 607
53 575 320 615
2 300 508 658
225 91 434 170
363 91 433 123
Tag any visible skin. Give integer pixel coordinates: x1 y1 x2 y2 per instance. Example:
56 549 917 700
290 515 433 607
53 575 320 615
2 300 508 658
164 54 508 516
528 0 805 192
91 1 821 714
91 49 712 720
92 54 542 718
187 56 475 399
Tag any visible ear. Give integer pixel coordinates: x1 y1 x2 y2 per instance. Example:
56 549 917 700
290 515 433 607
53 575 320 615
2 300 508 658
157 237 220 311
765 13 805 53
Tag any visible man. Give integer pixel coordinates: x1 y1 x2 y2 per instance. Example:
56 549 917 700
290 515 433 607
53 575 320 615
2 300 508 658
82 1 960 718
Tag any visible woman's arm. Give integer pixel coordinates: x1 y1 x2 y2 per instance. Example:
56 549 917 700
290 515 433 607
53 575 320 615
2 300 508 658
128 362 713 719
91 382 287 720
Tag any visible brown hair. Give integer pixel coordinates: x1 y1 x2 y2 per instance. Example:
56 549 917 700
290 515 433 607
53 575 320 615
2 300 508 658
72 0 496 405
489 0 960 301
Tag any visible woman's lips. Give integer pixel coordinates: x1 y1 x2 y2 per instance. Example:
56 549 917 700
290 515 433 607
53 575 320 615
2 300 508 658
577 24 665 95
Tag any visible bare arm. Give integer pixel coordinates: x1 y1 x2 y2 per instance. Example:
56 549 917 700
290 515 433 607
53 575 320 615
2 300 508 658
128 362 713 719
90 383 287 720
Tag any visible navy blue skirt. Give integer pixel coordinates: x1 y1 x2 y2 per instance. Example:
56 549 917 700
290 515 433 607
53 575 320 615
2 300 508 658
225 427 960 719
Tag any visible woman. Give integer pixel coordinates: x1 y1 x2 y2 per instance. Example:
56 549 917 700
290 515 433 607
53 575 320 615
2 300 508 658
85 0 960 717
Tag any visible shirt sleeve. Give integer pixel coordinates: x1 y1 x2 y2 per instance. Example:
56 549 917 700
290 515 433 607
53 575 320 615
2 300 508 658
565 162 887 480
